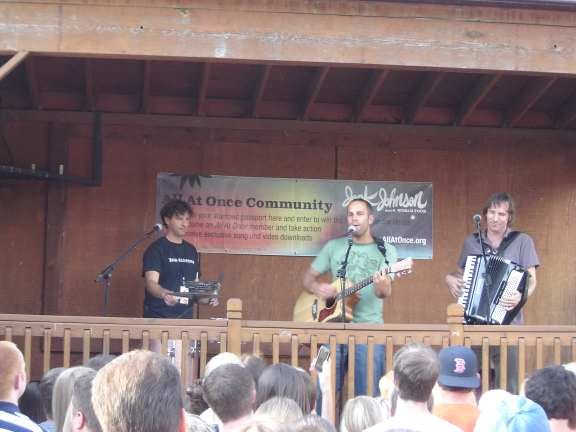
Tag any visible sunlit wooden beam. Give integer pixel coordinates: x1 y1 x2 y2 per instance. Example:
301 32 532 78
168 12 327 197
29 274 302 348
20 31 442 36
404 72 444 124
301 66 329 120
504 77 556 127
0 51 28 82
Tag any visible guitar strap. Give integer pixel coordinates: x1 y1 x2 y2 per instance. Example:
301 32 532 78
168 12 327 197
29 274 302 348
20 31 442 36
373 237 390 268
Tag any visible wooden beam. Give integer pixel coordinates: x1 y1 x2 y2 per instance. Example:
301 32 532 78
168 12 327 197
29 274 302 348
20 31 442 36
24 56 40 110
355 70 389 122
42 123 69 315
252 64 272 118
3 109 574 141
2 3 575 75
404 72 444 124
141 60 151 113
197 63 211 117
0 51 28 82
454 74 500 126
555 99 576 128
503 77 557 127
301 66 329 120
84 59 95 111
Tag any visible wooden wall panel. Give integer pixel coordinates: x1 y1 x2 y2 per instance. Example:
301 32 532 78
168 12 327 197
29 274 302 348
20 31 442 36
0 122 48 314
1 122 575 325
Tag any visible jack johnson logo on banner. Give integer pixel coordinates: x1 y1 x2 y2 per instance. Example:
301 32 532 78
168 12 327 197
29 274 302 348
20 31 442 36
156 174 433 259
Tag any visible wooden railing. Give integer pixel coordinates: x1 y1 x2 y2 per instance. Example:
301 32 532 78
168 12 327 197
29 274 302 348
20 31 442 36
2 300 576 399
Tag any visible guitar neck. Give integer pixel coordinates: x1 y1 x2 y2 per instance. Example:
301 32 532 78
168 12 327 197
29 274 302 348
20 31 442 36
335 274 377 301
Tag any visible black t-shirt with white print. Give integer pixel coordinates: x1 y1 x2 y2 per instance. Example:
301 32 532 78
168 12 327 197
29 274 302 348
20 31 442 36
142 236 200 318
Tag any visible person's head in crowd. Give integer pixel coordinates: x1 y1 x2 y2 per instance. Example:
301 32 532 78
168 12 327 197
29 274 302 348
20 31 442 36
378 371 395 402
477 389 513 413
256 363 315 414
525 365 576 431
67 370 101 432
204 352 242 378
53 367 94 432
242 355 267 390
185 379 208 415
293 414 336 432
92 350 184 432
474 394 551 432
340 396 389 432
202 363 255 425
393 343 439 403
255 396 303 425
183 413 212 432
19 381 46 423
0 341 27 404
563 362 576 376
437 346 480 393
85 355 117 371
39 367 65 422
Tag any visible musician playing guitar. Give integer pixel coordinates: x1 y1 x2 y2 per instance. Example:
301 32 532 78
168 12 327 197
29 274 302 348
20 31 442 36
302 198 398 399
445 192 539 393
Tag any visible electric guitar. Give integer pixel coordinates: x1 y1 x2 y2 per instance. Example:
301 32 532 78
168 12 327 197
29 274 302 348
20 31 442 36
292 258 413 323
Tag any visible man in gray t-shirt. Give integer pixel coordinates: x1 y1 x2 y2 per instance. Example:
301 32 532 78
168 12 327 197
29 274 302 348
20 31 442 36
445 192 539 392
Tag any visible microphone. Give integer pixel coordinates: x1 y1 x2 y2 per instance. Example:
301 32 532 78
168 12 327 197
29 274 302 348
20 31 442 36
473 214 482 224
347 225 358 235
147 223 163 235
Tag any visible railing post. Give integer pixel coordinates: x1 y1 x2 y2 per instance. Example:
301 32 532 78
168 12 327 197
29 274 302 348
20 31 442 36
447 303 464 346
227 298 243 356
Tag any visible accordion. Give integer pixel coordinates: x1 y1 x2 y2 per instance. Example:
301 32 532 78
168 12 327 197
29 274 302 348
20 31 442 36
458 254 528 325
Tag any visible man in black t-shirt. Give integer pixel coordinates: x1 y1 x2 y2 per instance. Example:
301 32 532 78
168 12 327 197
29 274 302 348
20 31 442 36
143 199 201 318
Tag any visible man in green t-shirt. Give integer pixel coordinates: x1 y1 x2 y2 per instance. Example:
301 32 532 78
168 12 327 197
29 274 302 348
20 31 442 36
303 198 397 397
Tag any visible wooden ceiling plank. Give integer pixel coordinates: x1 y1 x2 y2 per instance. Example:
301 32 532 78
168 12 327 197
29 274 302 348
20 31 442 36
0 51 28 82
555 99 576 128
355 69 389 122
24 55 41 110
454 74 500 126
404 72 444 124
197 62 211 116
84 59 95 111
141 60 151 113
504 77 557 127
252 64 272 118
301 66 329 120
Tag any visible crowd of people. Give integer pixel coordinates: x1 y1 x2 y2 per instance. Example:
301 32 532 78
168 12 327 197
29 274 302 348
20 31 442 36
2 339 576 432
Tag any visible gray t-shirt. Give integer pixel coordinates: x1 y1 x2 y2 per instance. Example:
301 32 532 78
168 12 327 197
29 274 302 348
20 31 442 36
457 230 539 324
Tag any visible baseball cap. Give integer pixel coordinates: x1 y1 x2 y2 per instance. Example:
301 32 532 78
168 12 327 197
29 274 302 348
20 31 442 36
437 345 480 389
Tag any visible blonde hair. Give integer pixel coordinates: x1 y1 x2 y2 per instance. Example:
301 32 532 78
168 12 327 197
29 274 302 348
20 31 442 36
340 396 389 432
255 396 303 424
91 350 183 432
52 367 93 432
0 341 25 399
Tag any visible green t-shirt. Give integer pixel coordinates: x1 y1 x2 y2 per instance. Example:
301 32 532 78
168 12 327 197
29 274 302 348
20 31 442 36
311 237 398 324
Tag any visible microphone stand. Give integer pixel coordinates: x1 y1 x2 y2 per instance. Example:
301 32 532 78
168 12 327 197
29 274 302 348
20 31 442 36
474 217 491 320
95 226 161 316
475 217 490 271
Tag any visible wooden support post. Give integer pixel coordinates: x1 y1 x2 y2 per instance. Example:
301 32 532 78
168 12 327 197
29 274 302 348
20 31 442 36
226 298 243 356
42 123 70 315
447 303 464 346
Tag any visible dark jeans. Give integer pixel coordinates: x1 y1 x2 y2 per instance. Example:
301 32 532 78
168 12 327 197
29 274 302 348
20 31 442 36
317 344 385 412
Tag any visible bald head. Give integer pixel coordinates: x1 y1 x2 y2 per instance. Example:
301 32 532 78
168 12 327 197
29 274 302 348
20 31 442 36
0 341 26 402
